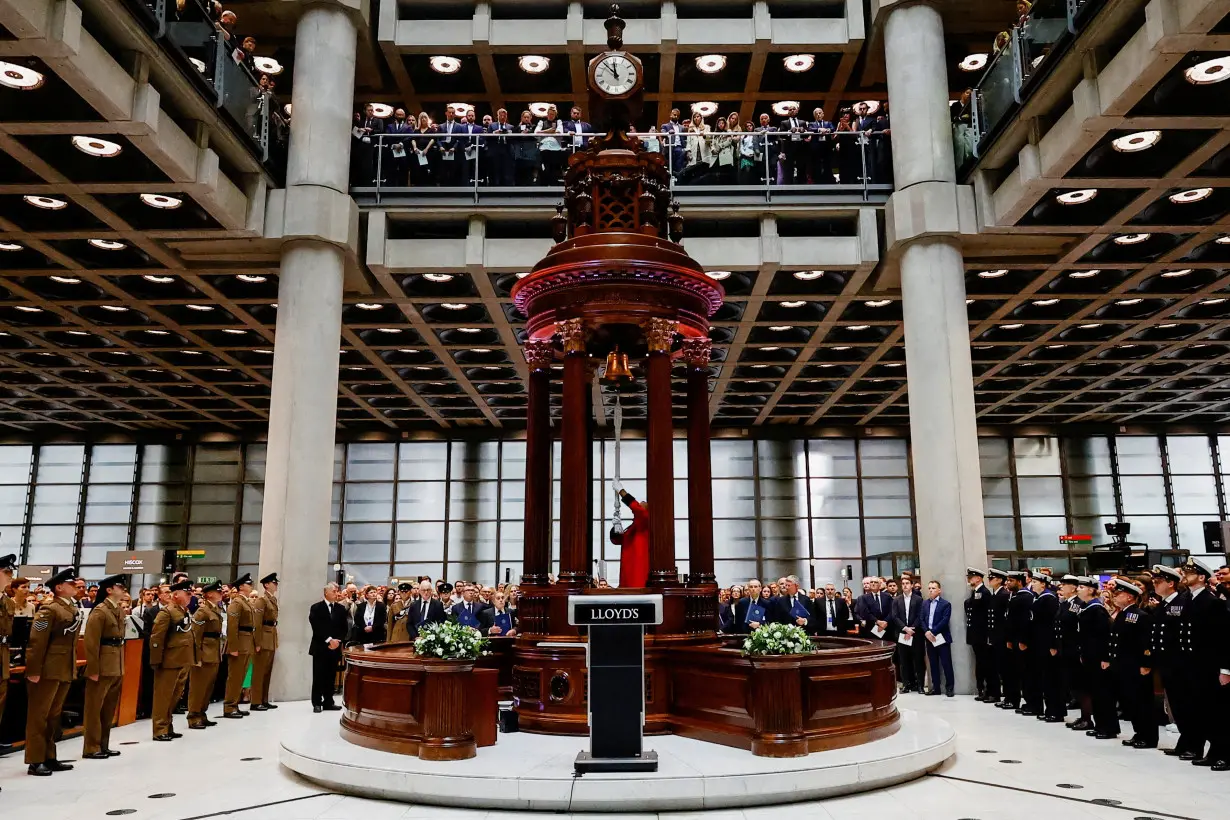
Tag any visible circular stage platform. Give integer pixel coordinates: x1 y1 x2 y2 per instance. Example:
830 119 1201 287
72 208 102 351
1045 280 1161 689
280 708 955 812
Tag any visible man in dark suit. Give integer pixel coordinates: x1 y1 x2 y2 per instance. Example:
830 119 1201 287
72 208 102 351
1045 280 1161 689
564 106 594 154
815 582 852 635
308 582 349 713
450 583 487 629
922 580 955 696
731 579 766 634
856 577 893 640
660 109 686 177
965 568 993 700
383 108 414 187
487 108 515 187
478 589 517 637
892 576 926 692
806 106 836 184
356 103 384 185
407 579 446 638
778 103 806 184
1176 557 1229 765
436 107 466 186
769 575 814 633
349 588 386 645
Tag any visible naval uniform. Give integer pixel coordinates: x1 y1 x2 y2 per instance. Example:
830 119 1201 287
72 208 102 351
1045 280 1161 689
1176 586 1229 760
1054 595 1081 718
224 594 255 714
1078 598 1117 736
82 598 125 755
149 602 196 738
0 589 14 732
188 599 224 728
965 583 992 698
1002 587 1034 707
1108 602 1156 746
23 597 82 765
1025 589 1059 715
251 593 279 708
1153 590 1192 751
986 584 1009 700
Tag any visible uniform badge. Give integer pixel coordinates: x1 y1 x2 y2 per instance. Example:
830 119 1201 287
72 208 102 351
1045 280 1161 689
34 618 49 632
1125 612 1139 623
974 593 982 599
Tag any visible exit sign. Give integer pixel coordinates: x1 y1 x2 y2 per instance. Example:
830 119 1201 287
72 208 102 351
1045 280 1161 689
197 576 218 584
1059 534 1093 544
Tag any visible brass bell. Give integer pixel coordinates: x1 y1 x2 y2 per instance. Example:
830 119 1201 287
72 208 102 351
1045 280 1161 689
601 347 633 385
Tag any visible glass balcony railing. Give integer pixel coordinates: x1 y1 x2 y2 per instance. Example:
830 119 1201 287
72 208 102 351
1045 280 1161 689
953 0 1108 172
350 129 894 204
121 0 288 176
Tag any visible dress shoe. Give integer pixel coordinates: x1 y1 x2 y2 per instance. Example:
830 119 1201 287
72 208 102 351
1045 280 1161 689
945 691 954 698
221 712 245 720
1179 751 1200 761
172 706 187 715
1043 716 1065 723
1095 732 1118 740
46 760 73 772
0 741 13 756
1020 709 1040 716
27 763 53 776
1086 729 1099 736
203 718 218 727
925 689 940 696
1122 738 1138 747
313 705 323 713
153 734 174 742
1164 748 1187 756
82 751 111 760
1068 719 1091 731
105 749 120 757
1132 740 1157 749
265 703 279 709
250 704 269 712
323 704 342 711
189 723 207 730
1193 756 1216 767
1210 760 1230 772
168 731 183 739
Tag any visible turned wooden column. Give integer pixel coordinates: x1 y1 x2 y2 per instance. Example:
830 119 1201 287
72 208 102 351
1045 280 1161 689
521 339 555 586
558 318 591 586
682 337 716 587
644 317 678 586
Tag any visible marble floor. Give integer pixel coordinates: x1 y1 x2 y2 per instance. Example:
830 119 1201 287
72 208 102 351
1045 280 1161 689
1 691 1225 820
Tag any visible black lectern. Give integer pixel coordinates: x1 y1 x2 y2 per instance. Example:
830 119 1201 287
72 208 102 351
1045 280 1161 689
569 594 663 773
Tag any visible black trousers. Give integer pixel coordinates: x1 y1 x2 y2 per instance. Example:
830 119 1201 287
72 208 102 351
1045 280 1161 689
1163 666 1196 752
1116 667 1157 744
1085 662 1119 735
1023 649 1046 711
1000 642 1022 704
984 640 1002 698
896 639 926 691
311 650 341 707
1042 652 1067 718
437 156 464 186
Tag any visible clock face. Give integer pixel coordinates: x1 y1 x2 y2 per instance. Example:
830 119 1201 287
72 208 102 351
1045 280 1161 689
593 54 638 97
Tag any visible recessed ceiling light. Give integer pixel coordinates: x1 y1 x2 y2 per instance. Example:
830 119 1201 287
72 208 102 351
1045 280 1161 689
88 239 125 250
236 274 267 283
1161 269 1193 277
100 305 128 312
771 100 801 117
1116 298 1143 305
783 54 815 73
139 193 183 209
66 330 89 336
848 324 870 331
0 241 21 251
518 55 550 74
1217 236 1230 245
514 272 531 279
24 195 67 210
792 271 824 281
377 327 402 333
1114 233 1151 245
959 53 988 72
691 101 718 117
779 301 806 308
751 364 769 369
470 347 492 353
412 365 433 370
1201 298 1227 305
966 299 975 305
252 56 283 75
1056 189 1097 205
50 275 81 284
864 299 892 307
769 325 794 331
884 362 904 368
429 56 462 74
1000 323 1024 330
213 368 231 373
71 136 122 158
1169 187 1213 204
832 346 850 351
423 273 455 282
1068 270 1100 278
529 102 551 118
1184 57 1229 85
222 328 246 334
695 55 726 73
760 346 780 352
705 270 731 280
448 102 473 118
355 303 383 310
369 103 394 118
441 302 467 310
189 57 207 73
182 350 202 355
0 60 45 90
146 368 162 373
978 269 1007 278
145 329 170 335
1046 343 1066 349
14 305 42 312
1111 130 1161 152
143 275 174 283
458 327 482 333
1078 323 1103 329
186 304 214 311
255 349 273 354
1032 298 1059 306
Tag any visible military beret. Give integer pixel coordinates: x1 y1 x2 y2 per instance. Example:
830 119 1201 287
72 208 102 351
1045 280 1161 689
1076 576 1100 589
0 553 16 572
1112 578 1143 596
169 579 192 592
260 572 279 585
987 568 1008 580
1029 570 1051 583
965 567 985 577
1183 556 1216 577
232 573 253 587
397 582 413 592
1151 564 1182 581
48 567 78 588
202 581 222 594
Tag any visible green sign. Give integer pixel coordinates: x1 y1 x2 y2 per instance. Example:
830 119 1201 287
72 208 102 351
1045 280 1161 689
197 576 218 584
1059 534 1093 544
177 549 207 562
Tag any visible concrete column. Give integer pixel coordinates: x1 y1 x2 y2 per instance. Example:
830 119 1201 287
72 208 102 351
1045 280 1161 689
880 0 986 692
259 1 359 702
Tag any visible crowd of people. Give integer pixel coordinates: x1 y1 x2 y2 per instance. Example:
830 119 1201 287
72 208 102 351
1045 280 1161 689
350 102 893 189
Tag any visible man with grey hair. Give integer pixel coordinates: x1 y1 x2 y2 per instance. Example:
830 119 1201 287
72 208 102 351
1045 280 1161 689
770 575 815 633
308 582 349 713
733 579 765 633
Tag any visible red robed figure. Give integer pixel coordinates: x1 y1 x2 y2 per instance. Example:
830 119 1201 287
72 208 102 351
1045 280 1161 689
616 489 649 588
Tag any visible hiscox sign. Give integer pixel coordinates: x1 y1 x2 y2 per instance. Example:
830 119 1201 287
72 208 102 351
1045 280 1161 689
569 594 664 627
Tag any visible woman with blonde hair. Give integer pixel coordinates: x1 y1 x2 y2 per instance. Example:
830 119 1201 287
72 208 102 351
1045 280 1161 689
681 110 712 184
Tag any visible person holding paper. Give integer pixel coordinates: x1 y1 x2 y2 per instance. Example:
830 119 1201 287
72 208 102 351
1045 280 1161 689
891 576 926 693
816 583 852 635
733 579 767 634
479 590 517 637
856 577 893 641
922 581 954 697
769 576 814 634
450 584 484 629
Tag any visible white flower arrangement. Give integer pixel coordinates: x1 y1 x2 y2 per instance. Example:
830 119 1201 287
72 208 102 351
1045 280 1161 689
413 620 487 660
742 622 814 656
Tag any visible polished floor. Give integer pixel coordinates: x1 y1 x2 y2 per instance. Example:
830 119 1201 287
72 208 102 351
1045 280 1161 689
1 691 1225 819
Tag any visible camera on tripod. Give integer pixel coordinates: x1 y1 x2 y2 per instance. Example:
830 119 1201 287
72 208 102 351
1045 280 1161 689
1083 521 1187 575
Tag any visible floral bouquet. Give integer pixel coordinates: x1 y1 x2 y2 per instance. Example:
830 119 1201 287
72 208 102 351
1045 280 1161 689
742 622 814 656
413 620 487 660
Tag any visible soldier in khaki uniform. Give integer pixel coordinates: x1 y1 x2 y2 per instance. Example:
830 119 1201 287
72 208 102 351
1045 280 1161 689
250 572 279 711
82 574 127 759
0 553 18 759
188 581 225 729
388 582 413 643
223 573 255 717
24 567 83 776
149 579 197 740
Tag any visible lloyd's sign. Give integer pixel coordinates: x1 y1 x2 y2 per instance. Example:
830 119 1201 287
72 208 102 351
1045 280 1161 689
568 594 664 626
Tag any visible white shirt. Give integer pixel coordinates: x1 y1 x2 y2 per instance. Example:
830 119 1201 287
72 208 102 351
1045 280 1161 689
364 604 375 626
824 597 835 628
903 594 911 622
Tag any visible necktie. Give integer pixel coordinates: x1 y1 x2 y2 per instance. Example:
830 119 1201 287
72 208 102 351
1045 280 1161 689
827 600 834 628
